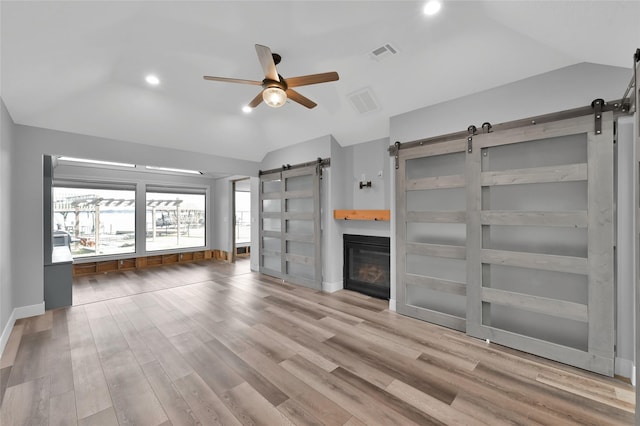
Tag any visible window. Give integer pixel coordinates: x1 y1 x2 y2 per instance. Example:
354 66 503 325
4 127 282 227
146 191 206 251
53 187 136 258
235 190 251 243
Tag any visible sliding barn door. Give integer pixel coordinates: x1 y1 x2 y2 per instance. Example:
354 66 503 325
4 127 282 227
259 164 322 290
468 112 614 376
396 140 468 331
397 112 615 375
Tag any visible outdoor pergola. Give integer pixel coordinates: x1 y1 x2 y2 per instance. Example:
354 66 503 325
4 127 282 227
53 195 187 248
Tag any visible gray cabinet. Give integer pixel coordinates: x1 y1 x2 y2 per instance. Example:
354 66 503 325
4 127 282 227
44 246 73 310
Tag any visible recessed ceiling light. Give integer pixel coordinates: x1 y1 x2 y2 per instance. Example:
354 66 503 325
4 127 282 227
145 74 160 85
423 0 441 16
242 105 252 113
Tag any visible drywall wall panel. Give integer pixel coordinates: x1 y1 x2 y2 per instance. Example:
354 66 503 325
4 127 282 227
615 116 635 374
0 98 15 339
260 134 332 171
390 63 630 144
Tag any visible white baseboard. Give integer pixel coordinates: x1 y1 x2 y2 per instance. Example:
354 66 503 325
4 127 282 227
15 302 45 320
0 310 17 357
615 357 635 384
322 280 343 293
0 301 44 357
388 299 396 312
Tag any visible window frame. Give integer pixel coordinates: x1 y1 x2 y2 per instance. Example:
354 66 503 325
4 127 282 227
52 176 211 263
144 186 208 253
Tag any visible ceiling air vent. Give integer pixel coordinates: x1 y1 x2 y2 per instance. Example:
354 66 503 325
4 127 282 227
370 43 399 62
348 88 379 114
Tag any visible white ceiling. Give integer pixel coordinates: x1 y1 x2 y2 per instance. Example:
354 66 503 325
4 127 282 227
2 1 638 163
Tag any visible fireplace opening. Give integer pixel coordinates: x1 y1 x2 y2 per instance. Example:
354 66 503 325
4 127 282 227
343 234 390 299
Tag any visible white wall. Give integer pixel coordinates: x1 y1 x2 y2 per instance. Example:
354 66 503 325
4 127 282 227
10 124 259 317
1 98 16 348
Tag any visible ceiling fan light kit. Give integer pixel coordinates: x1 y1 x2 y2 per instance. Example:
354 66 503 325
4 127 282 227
204 44 339 109
263 86 287 108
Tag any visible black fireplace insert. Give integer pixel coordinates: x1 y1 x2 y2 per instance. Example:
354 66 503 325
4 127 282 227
343 234 390 299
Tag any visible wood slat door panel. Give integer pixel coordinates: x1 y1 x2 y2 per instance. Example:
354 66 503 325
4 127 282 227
259 164 322 290
396 112 615 376
397 145 468 331
470 113 614 376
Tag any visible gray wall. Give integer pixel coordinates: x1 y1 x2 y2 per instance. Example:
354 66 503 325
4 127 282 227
327 138 392 290
10 124 259 314
213 177 233 255
345 138 391 210
391 63 630 143
617 116 636 375
1 98 15 338
250 177 260 271
389 62 635 377
260 135 332 171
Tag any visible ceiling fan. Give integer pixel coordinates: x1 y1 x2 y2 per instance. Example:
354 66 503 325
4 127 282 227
203 44 339 109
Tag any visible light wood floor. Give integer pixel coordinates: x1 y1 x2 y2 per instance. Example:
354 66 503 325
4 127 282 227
0 259 635 425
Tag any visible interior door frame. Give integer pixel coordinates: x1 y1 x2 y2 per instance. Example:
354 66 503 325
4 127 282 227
231 177 251 264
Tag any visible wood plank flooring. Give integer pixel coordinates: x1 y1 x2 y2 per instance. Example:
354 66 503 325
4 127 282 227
0 259 635 425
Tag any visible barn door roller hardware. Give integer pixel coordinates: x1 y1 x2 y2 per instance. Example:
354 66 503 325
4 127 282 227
316 157 323 177
591 98 604 135
259 157 330 176
391 141 401 169
467 125 477 153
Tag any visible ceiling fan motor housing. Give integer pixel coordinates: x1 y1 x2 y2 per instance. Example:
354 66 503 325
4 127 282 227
263 77 287 91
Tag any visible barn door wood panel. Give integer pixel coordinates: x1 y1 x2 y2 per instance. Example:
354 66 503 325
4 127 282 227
259 164 322 290
259 172 284 279
396 138 468 331
396 112 615 375
468 112 614 376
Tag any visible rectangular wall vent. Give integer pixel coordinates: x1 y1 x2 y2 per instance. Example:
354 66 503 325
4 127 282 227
370 43 399 62
348 88 379 114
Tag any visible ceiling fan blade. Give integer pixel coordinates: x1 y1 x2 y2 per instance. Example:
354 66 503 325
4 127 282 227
203 76 262 85
248 90 264 108
255 44 279 82
286 72 339 88
286 89 317 109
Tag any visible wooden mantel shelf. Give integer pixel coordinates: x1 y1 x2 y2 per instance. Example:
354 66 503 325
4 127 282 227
333 209 390 221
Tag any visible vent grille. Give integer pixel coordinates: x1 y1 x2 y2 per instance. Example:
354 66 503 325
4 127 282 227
348 88 379 114
370 43 399 62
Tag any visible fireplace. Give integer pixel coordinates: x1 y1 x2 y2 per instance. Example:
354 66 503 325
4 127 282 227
343 234 390 299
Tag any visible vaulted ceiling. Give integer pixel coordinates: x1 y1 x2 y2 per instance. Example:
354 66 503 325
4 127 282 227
2 1 638 162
